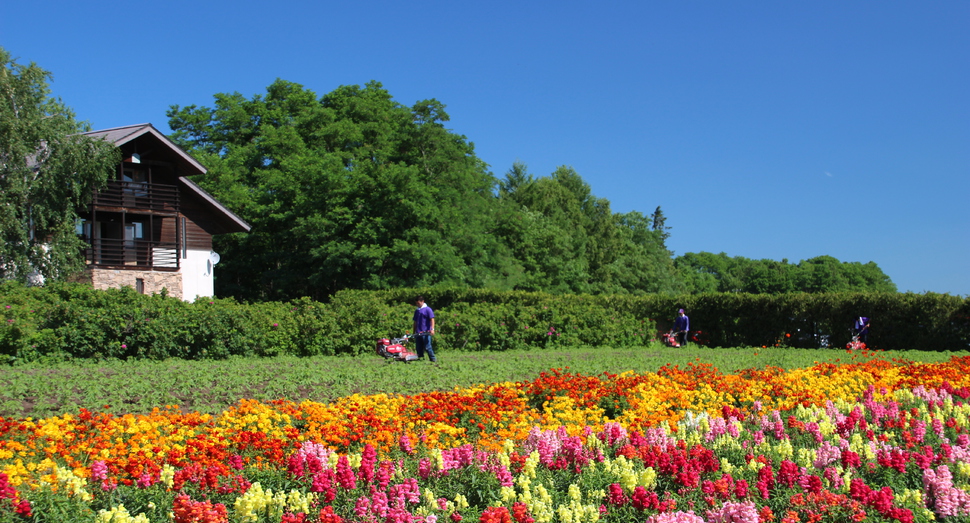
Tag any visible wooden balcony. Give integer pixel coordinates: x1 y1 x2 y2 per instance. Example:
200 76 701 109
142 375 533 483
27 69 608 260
91 181 180 214
84 238 180 270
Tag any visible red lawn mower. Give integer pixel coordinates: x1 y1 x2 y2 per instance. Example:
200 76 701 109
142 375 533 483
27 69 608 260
375 334 420 362
662 331 681 348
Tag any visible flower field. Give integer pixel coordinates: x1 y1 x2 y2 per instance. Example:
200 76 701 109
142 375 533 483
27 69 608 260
4 352 970 522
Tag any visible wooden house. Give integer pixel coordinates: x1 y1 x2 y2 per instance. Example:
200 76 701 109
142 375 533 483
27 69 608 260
76 123 250 301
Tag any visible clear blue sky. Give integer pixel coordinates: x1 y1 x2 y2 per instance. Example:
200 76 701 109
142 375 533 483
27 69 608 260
3 1 967 295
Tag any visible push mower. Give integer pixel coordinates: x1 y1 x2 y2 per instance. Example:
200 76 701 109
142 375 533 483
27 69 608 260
375 333 420 362
662 330 681 348
846 335 866 351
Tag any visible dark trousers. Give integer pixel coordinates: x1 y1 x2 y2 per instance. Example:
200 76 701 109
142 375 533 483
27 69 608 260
676 331 688 347
415 334 436 362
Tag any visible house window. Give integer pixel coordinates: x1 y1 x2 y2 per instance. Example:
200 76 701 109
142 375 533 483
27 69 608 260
135 278 145 294
122 167 149 197
75 218 90 239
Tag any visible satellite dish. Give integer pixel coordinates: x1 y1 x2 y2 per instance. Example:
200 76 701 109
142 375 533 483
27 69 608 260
208 252 221 265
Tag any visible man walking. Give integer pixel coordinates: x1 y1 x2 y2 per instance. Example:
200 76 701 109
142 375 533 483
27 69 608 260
413 296 437 363
674 308 690 348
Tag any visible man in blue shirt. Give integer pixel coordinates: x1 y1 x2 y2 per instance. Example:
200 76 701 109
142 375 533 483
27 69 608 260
674 308 690 347
853 316 870 345
413 296 437 363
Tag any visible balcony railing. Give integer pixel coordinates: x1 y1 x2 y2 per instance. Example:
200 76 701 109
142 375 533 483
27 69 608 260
84 238 179 269
91 181 179 213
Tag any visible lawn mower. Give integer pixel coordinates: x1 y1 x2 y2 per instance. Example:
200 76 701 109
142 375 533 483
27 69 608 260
846 335 866 351
662 330 681 348
375 333 420 362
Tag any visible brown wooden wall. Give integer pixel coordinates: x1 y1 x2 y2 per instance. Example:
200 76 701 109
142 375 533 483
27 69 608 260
157 215 212 252
184 218 213 251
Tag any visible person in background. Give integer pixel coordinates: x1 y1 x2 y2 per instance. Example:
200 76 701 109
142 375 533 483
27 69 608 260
674 308 690 347
413 296 437 363
853 316 870 346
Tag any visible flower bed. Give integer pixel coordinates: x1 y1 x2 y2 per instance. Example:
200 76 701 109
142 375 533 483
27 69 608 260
3 353 970 521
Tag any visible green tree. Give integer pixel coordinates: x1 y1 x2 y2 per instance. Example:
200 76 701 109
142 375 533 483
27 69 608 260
676 252 897 294
168 80 519 300
649 206 671 248
495 164 682 294
0 47 118 283
496 168 591 293
607 211 685 294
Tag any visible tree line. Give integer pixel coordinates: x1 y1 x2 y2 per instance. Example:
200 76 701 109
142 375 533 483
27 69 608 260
167 79 895 300
1 47 896 300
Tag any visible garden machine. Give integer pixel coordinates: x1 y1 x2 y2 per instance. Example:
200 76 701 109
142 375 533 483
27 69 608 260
846 335 866 351
375 333 420 362
662 330 681 348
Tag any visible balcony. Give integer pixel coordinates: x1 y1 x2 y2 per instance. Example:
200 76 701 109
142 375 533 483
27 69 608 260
84 238 179 270
91 180 179 214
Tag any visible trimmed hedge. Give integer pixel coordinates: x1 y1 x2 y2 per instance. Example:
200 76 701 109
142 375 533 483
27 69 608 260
1 282 967 363
354 289 969 351
0 283 656 363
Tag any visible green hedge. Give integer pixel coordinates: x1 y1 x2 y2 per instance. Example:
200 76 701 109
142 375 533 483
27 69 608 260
365 289 969 351
0 283 657 363
1 283 966 363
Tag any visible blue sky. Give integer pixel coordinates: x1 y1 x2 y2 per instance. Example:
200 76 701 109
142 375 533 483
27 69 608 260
3 1 967 295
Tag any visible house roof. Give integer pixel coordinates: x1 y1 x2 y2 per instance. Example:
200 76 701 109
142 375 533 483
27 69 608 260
82 123 207 176
180 177 252 233
84 123 251 234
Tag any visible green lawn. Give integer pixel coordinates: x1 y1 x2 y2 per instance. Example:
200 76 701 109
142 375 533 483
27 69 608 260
1 345 966 420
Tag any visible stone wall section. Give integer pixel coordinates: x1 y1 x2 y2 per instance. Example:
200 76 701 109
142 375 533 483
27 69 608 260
88 269 183 300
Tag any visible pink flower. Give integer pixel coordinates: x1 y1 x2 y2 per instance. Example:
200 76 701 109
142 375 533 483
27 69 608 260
645 511 704 523
705 501 758 523
91 460 108 481
399 434 414 454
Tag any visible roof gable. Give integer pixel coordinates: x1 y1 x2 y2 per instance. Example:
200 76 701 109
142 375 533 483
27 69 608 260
84 123 250 233
83 123 207 176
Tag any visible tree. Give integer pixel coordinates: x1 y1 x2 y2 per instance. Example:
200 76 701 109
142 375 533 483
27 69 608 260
676 252 897 294
649 206 671 248
495 164 682 294
498 160 533 197
607 211 685 294
0 47 118 283
168 80 518 300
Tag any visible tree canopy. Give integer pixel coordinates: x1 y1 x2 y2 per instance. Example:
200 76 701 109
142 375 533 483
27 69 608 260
674 252 898 294
0 47 118 283
167 80 687 300
167 78 898 301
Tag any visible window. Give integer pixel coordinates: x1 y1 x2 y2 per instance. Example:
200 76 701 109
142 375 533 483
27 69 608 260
135 278 145 294
75 218 90 239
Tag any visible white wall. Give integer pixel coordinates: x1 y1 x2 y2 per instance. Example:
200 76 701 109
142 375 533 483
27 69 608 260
181 249 216 302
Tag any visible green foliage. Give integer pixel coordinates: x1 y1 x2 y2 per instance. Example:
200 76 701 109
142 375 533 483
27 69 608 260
167 80 515 301
0 282 659 364
168 81 683 300
0 47 119 282
675 252 898 294
2 283 967 370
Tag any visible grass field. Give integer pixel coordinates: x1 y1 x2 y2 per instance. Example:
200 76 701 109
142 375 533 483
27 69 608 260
1 344 966 420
